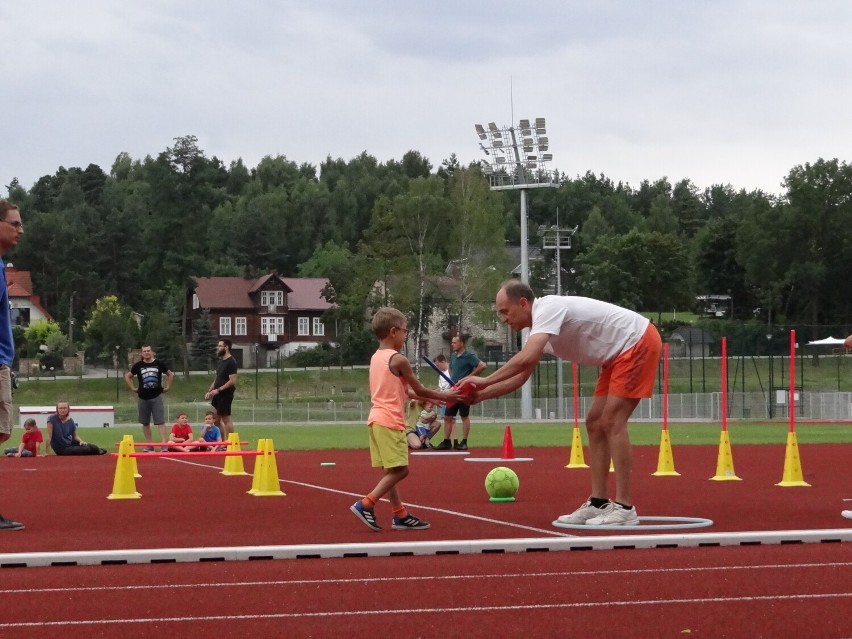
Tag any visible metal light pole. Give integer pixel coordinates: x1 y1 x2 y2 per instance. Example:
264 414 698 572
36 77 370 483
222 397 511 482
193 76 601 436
475 118 559 419
114 345 120 403
254 343 259 400
276 350 280 404
540 221 577 420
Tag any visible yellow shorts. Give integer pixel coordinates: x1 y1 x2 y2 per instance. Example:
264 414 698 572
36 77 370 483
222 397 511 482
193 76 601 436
368 424 409 469
594 324 662 399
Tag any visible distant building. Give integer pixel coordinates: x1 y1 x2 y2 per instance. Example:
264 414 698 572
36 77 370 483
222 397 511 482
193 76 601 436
5 265 53 327
187 272 334 367
669 326 715 357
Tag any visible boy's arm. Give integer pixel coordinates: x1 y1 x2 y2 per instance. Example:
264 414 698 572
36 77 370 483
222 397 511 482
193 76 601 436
392 354 463 405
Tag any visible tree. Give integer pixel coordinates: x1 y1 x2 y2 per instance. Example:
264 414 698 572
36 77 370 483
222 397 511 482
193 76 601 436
82 295 139 366
190 310 218 370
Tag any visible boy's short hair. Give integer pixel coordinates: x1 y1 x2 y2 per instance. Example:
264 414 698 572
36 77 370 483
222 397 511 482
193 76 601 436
371 307 406 339
176 411 187 418
434 354 447 363
204 410 216 418
23 418 37 428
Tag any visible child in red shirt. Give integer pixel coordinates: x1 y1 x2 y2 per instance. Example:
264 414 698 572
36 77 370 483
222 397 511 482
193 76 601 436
4 418 43 457
167 412 196 452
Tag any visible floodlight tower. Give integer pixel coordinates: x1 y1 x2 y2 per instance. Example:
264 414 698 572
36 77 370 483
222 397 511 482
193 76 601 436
540 221 577 420
475 117 559 419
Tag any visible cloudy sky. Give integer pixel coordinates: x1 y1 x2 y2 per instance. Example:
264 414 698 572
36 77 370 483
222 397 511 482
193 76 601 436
2 1 850 196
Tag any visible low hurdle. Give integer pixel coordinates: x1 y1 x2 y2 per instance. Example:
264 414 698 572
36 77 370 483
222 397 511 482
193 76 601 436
108 435 285 500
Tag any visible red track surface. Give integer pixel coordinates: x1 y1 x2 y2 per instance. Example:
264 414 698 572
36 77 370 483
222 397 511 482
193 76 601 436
1 442 850 636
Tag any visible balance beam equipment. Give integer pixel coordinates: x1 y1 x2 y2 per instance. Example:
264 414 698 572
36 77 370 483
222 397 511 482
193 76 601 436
107 438 141 500
248 439 285 497
221 432 248 476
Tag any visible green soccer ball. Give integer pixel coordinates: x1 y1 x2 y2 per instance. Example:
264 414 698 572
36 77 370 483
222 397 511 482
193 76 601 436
485 466 519 501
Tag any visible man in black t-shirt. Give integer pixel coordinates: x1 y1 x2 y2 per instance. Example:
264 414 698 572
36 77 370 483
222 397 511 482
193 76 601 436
125 345 174 451
205 339 238 438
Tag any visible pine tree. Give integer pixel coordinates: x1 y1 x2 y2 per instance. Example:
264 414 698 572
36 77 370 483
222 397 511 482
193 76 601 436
190 310 217 371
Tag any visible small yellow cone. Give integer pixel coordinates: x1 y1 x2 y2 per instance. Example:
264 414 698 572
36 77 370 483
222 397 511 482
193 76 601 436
609 458 615 473
710 430 741 481
565 426 589 468
221 432 248 476
122 435 141 478
248 439 285 497
108 438 142 499
776 431 811 487
652 430 680 476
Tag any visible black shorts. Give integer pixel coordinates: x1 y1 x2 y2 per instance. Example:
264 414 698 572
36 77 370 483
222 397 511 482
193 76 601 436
444 402 470 418
211 390 234 417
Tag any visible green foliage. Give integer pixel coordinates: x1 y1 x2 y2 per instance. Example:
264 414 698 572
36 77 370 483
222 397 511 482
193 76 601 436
190 310 217 370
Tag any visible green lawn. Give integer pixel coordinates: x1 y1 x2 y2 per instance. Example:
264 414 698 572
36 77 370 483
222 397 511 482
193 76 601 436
61 421 852 452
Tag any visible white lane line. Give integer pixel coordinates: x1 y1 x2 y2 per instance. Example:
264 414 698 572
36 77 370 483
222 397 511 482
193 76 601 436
2 592 850 628
3 561 850 595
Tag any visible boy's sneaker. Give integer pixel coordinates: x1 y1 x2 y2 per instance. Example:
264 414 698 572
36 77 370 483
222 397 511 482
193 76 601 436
350 501 381 531
842 510 852 520
0 514 24 531
143 446 154 452
587 502 639 526
556 499 613 525
392 513 431 530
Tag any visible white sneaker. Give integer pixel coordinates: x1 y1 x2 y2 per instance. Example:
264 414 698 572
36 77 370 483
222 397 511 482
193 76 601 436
842 510 852 520
556 500 613 525
587 502 639 526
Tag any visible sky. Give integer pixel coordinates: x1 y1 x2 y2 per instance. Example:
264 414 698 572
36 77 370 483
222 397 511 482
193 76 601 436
2 1 851 197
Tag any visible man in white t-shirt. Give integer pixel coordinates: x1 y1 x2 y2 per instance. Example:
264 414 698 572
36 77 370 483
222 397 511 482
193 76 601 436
459 279 662 526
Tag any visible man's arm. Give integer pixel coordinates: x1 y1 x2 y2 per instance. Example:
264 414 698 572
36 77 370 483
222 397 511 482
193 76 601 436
472 360 487 376
460 333 550 392
163 369 175 392
124 370 137 392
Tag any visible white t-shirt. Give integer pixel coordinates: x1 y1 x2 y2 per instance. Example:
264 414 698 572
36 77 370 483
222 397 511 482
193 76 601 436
529 295 650 366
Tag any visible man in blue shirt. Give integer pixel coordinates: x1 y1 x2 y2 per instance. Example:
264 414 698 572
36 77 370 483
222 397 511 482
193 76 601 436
434 334 485 451
0 200 25 530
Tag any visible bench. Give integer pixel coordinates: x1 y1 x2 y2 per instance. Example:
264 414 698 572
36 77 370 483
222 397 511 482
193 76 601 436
340 386 358 394
19 405 115 428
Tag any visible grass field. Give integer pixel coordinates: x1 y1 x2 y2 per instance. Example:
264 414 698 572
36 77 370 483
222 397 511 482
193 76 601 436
55 420 852 452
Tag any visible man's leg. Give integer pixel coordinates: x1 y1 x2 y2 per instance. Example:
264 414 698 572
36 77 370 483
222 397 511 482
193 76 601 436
586 395 640 505
220 415 234 438
461 416 472 440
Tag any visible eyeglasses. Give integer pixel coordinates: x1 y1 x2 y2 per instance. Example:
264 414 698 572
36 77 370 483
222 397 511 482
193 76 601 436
394 326 410 335
1 219 23 230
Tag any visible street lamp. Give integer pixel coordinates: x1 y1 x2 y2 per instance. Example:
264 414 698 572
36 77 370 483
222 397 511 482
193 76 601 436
114 345 120 403
254 343 259 400
475 117 559 419
766 334 773 418
540 220 577 420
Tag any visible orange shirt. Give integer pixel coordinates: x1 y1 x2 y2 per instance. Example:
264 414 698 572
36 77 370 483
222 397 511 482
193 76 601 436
367 348 406 430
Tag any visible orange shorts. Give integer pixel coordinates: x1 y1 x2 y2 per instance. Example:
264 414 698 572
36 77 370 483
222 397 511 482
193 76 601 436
593 324 662 399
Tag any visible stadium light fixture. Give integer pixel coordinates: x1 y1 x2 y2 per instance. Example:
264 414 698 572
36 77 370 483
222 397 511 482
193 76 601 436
474 116 559 419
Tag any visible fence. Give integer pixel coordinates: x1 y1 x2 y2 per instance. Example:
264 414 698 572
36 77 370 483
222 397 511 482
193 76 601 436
104 391 852 427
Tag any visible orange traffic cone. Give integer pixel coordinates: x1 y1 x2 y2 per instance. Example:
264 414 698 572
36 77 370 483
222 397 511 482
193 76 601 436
500 425 515 460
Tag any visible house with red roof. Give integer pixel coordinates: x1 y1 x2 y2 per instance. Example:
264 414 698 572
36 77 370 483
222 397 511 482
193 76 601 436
187 272 334 367
5 265 53 327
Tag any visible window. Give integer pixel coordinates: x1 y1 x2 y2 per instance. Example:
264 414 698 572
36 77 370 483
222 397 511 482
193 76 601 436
192 293 200 310
219 317 232 335
235 317 247 336
261 290 284 307
312 317 325 336
297 317 310 336
261 317 284 335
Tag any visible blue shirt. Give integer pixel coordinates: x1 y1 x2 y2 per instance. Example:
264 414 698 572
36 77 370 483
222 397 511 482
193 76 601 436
202 425 221 443
0 260 15 366
48 414 77 452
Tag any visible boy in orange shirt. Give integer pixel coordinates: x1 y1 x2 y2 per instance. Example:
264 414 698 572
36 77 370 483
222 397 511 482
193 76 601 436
350 307 462 531
4 418 43 457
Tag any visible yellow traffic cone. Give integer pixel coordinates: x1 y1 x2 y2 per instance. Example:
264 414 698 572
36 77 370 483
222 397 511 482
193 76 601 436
565 426 589 468
248 439 285 497
776 431 811 487
221 432 248 476
609 458 615 473
108 438 142 499
122 434 141 478
652 429 680 476
710 430 741 481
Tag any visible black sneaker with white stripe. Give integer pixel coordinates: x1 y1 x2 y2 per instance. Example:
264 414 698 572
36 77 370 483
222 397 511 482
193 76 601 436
392 513 430 530
0 514 24 531
350 501 381 531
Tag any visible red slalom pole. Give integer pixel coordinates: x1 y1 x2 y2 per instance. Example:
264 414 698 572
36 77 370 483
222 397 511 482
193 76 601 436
662 342 669 431
721 337 728 431
789 330 796 433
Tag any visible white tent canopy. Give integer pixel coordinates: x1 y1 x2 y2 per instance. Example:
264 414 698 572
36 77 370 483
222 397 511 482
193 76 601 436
806 337 846 346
